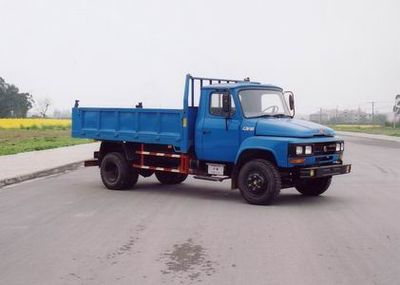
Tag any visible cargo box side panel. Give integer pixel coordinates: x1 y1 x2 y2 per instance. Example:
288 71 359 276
72 107 186 151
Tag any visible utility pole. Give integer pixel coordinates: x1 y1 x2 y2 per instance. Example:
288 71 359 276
368 101 376 124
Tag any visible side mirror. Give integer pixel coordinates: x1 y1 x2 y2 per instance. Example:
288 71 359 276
289 94 294 111
284 91 295 117
222 93 232 116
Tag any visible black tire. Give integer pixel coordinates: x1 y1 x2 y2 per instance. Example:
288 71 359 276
155 171 188 185
238 159 281 205
295 177 332 196
100 152 138 190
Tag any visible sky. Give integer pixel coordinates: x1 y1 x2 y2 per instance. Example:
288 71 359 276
1 0 399 115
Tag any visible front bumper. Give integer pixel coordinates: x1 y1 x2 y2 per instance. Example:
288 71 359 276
298 164 351 178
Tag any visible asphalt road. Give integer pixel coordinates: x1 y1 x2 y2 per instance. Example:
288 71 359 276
1 135 399 285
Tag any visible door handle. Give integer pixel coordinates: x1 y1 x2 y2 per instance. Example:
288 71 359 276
202 130 211 134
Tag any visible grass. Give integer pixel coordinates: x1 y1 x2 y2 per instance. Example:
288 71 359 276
330 124 400 137
0 129 92 156
0 118 91 156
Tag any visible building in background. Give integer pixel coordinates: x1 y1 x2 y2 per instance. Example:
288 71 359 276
308 108 387 125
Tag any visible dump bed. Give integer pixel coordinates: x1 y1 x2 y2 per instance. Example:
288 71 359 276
71 74 241 153
72 107 197 153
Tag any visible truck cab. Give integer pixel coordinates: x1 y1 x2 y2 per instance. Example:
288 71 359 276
196 82 299 162
72 74 351 205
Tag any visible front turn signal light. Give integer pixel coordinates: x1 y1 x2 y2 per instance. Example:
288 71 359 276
289 158 305 164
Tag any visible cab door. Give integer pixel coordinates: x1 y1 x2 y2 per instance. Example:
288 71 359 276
197 91 241 162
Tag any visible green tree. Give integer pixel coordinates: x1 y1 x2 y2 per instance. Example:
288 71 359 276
0 77 34 118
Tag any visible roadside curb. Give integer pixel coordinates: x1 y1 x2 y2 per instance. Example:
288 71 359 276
0 161 84 189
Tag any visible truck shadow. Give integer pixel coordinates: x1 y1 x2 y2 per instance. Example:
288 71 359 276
128 181 346 207
131 181 242 204
275 192 346 206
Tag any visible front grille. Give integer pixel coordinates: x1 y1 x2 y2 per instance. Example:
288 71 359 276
313 142 337 155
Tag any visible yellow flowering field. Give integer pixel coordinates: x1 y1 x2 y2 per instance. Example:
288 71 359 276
0 118 71 129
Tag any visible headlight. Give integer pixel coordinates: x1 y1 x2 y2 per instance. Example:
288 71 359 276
336 143 341 152
305 145 312 155
296 146 303 155
341 142 344 151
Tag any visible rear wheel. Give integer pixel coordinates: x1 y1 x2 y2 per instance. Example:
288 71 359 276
238 159 281 205
100 152 138 190
155 171 188 185
295 177 332 196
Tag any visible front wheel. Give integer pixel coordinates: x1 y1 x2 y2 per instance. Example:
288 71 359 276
155 171 188 185
238 159 281 205
295 177 332 196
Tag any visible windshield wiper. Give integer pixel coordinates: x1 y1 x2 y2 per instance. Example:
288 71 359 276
271 114 291 118
250 114 274 118
250 114 290 119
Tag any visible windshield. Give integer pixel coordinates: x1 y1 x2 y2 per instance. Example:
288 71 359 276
238 89 291 118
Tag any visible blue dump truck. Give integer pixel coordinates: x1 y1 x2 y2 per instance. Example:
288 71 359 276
72 74 351 205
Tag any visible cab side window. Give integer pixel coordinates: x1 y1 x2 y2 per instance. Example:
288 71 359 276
209 92 236 116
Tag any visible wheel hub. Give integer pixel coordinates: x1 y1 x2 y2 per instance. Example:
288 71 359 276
104 162 118 182
247 172 266 194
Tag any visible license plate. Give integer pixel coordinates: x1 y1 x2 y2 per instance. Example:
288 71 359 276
207 163 224 175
